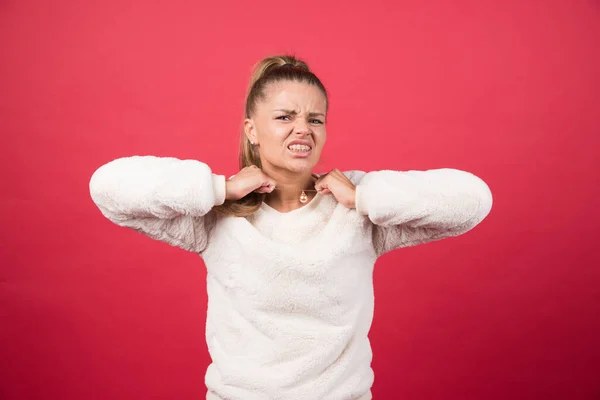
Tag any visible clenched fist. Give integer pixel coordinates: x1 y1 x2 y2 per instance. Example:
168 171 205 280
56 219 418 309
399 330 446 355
225 165 277 201
315 169 356 209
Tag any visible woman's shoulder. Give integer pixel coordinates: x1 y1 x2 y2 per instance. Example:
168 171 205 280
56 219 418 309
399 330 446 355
342 170 367 184
314 169 367 185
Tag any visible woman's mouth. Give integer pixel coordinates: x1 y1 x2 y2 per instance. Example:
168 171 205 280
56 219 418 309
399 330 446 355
287 144 312 158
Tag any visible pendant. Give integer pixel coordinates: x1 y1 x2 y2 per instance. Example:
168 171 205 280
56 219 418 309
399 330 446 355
299 190 308 203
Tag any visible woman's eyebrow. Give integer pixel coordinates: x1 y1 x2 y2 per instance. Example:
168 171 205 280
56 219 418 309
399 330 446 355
274 109 325 117
274 109 299 115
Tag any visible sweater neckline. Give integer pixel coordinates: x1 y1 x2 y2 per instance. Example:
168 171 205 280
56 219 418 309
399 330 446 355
259 192 323 216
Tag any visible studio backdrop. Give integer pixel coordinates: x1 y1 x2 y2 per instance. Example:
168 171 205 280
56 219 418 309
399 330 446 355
1 0 599 399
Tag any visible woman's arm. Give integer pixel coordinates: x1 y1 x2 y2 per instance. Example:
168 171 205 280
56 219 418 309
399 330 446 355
89 155 226 253
354 168 493 257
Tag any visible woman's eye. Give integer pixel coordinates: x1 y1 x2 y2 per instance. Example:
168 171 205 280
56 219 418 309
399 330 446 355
275 116 323 124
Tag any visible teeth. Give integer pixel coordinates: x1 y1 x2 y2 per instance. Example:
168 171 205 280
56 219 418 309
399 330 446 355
288 144 311 152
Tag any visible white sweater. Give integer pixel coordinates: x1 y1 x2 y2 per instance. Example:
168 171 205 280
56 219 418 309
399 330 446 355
89 156 493 400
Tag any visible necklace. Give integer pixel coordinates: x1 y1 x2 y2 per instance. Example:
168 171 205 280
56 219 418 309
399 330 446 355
270 174 320 203
272 188 318 203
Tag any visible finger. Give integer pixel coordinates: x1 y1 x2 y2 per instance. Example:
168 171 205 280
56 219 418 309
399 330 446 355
315 171 326 179
314 175 329 191
316 169 336 183
259 172 277 188
264 181 277 191
330 169 346 181
255 185 274 193
315 184 327 192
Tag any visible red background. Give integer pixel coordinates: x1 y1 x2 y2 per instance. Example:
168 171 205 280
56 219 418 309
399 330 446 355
1 0 599 399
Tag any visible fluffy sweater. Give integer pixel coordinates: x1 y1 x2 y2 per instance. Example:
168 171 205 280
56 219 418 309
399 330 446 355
89 156 493 400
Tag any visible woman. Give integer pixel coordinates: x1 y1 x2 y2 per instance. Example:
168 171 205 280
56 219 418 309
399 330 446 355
89 55 493 400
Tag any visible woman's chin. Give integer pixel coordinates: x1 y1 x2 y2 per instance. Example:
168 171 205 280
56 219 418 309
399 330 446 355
286 159 317 174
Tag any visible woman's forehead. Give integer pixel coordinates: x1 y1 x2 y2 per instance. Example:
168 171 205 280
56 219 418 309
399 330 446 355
261 81 327 110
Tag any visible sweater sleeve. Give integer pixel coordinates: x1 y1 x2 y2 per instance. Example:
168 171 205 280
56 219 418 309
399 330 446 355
89 155 226 253
354 168 493 257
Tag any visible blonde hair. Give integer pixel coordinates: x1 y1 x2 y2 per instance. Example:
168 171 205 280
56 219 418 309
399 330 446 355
214 54 328 217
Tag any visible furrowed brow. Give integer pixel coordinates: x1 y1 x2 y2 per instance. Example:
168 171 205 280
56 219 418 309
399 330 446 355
274 109 325 117
274 109 298 114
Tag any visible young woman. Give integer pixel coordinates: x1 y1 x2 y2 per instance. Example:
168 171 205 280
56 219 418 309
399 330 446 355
90 55 493 400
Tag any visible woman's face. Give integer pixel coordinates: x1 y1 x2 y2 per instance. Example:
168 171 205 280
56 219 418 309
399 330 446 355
245 81 327 174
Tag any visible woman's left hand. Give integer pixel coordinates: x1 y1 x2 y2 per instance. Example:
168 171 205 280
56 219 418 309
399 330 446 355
314 169 356 209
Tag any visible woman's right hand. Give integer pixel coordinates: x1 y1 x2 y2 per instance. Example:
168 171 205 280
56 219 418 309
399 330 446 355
225 165 277 201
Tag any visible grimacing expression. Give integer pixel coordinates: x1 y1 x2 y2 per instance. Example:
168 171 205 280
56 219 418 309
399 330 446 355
245 81 327 174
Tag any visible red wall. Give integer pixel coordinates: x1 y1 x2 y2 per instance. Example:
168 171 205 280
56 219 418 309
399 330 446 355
1 1 599 399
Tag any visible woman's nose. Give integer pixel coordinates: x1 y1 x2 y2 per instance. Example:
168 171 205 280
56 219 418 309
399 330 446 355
293 121 312 135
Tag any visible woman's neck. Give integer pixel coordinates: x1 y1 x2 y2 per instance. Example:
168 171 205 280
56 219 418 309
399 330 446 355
262 167 317 212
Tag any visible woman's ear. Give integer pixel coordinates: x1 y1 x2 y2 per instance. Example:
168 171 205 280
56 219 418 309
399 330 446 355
244 118 257 145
